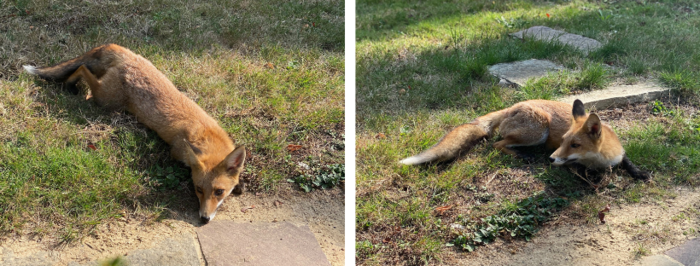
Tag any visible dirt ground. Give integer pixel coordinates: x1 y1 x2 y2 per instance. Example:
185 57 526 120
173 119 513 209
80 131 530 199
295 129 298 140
0 189 345 266
442 187 700 266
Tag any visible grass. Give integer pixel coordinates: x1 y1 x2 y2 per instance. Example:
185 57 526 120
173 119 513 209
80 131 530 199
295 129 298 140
356 0 700 264
0 0 343 243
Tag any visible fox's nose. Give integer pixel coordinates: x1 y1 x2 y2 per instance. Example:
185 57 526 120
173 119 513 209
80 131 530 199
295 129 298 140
548 157 555 163
200 216 210 224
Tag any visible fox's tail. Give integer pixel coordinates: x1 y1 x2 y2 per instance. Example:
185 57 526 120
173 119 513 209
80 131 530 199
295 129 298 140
23 44 114 82
399 109 508 165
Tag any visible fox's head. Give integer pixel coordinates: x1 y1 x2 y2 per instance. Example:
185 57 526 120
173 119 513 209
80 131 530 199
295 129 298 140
183 140 246 224
549 100 624 169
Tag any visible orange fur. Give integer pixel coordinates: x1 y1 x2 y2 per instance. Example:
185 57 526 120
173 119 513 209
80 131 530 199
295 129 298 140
549 101 625 169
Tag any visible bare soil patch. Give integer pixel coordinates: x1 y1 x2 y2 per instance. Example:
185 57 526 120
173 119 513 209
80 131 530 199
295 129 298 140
443 188 700 266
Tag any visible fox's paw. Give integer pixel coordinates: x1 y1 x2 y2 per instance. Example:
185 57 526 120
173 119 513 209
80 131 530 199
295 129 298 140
634 171 653 183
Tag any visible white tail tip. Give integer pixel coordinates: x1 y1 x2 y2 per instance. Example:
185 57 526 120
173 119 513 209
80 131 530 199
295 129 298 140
399 156 423 165
23 65 38 75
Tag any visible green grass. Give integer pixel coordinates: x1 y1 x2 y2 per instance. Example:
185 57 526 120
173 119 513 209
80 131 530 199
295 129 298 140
0 0 343 242
357 0 700 264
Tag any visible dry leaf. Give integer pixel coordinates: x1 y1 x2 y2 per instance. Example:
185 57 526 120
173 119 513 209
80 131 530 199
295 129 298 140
286 144 302 152
88 144 97 151
375 133 386 139
435 205 453 216
264 63 275 69
241 205 256 213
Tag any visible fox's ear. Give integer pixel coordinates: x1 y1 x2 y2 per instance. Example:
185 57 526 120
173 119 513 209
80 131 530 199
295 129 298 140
225 146 246 176
572 99 586 119
585 114 602 139
183 139 204 170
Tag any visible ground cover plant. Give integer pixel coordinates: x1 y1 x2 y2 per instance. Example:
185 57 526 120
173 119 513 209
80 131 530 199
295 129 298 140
0 0 344 243
356 0 700 264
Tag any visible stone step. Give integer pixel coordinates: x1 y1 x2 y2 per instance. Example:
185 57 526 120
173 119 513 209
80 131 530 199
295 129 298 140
487 59 564 87
511 26 603 54
197 221 330 266
66 235 201 266
665 237 700 266
639 255 684 266
557 82 670 110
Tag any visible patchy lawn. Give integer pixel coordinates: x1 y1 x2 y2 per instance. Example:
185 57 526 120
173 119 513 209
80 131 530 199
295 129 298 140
0 0 344 245
356 0 700 264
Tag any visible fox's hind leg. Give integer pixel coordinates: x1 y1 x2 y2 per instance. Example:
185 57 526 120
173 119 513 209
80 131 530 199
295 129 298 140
493 107 551 159
66 65 101 100
67 65 125 110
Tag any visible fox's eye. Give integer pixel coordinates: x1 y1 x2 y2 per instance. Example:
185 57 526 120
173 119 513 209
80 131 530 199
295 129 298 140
196 187 203 194
570 143 580 148
215 189 224 196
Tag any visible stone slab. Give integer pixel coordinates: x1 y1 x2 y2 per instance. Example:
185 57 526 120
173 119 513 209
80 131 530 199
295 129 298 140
487 59 564 87
197 221 330 266
0 248 59 266
557 82 670 110
665 238 700 266
65 235 200 266
639 255 684 266
124 235 200 266
511 26 603 54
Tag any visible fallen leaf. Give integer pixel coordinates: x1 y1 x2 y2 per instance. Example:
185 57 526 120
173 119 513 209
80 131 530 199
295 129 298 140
241 205 255 213
287 144 302 152
598 204 610 224
88 144 97 151
264 63 275 69
375 133 386 139
435 205 453 216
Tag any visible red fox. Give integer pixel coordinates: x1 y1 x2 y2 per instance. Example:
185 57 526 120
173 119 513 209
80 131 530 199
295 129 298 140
400 99 650 181
24 44 246 223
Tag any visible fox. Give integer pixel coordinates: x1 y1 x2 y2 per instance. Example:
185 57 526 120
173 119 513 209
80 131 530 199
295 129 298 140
399 99 650 181
24 44 246 224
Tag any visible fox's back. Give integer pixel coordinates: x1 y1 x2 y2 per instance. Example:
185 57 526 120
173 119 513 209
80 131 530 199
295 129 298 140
110 49 219 140
95 46 234 164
